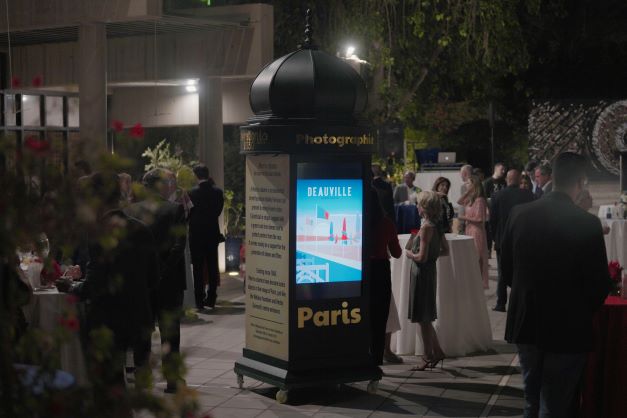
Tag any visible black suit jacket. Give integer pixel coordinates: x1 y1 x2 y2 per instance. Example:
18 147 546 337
501 192 610 352
75 210 159 338
188 181 224 252
372 177 395 221
125 197 187 292
489 186 534 251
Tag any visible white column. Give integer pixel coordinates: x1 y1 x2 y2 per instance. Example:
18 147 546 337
198 77 224 189
78 23 108 161
198 76 226 272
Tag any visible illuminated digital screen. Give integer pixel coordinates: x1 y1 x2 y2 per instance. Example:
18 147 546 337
295 179 363 285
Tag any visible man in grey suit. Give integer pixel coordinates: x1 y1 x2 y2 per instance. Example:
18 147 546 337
501 153 610 417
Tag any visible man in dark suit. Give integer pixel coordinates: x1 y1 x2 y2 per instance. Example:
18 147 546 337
371 164 395 221
534 164 553 199
125 168 187 393
483 162 507 253
501 153 610 417
188 164 224 310
490 169 534 312
59 173 159 386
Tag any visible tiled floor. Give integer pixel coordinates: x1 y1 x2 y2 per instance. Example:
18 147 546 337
155 257 524 417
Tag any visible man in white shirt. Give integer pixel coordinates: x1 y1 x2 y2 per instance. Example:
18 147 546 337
393 171 420 205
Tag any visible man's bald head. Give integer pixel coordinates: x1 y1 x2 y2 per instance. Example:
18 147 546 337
506 169 521 187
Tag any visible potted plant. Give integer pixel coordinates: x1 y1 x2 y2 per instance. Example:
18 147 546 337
223 189 244 274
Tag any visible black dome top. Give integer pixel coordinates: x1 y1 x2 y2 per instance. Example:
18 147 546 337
249 48 368 123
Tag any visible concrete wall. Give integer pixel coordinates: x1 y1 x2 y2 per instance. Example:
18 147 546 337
109 79 253 127
0 0 161 30
4 4 273 85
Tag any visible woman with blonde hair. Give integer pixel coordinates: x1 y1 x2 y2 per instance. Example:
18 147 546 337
406 191 449 370
458 176 489 288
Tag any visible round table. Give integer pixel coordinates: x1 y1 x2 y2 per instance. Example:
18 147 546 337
601 219 627 267
23 289 88 385
390 233 492 357
598 204 625 220
581 296 627 418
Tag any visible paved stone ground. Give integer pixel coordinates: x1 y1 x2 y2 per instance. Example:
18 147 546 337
153 257 525 418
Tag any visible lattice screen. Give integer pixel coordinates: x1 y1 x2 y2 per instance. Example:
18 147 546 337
529 100 627 176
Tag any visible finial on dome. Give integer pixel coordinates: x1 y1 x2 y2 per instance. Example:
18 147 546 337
302 9 315 49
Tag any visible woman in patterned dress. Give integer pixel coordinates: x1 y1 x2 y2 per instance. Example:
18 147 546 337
458 176 490 289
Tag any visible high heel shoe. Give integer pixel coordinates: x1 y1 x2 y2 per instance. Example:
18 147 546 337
429 356 445 370
410 356 432 371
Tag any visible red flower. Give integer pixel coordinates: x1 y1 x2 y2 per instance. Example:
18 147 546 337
41 260 62 284
58 316 80 332
65 317 79 332
608 260 622 282
32 75 43 87
24 136 51 157
111 120 124 133
11 76 20 88
129 122 145 138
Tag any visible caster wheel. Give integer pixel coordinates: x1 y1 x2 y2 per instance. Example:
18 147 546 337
236 374 244 389
275 389 288 404
367 380 379 394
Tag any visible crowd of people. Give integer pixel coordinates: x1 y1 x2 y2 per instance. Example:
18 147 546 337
9 150 613 417
16 163 224 393
369 152 611 416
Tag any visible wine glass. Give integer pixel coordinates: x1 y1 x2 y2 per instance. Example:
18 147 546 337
36 233 50 259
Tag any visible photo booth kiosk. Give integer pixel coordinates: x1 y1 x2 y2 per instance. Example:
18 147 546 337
234 18 381 404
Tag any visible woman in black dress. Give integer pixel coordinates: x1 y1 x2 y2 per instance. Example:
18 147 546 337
432 177 454 233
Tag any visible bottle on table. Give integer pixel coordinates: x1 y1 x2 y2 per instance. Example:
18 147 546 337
606 206 613 219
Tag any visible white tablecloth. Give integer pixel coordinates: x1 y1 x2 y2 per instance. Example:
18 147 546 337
23 289 88 385
598 205 624 220
390 234 492 357
602 219 627 267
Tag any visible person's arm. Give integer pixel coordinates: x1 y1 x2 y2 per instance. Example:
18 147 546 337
393 185 402 204
387 219 402 259
489 195 499 233
585 218 611 311
162 204 187 278
137 224 161 290
439 235 449 257
216 188 225 217
500 209 516 287
405 226 432 263
482 179 491 199
457 191 469 206
460 198 486 223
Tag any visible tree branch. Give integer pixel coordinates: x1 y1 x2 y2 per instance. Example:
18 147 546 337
392 44 444 116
